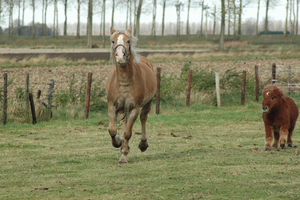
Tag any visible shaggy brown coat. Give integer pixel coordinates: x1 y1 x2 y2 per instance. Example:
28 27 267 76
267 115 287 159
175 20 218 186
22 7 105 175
262 85 299 150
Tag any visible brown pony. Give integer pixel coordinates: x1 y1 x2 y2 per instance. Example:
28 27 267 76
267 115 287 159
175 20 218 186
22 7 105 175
262 85 299 150
105 27 156 164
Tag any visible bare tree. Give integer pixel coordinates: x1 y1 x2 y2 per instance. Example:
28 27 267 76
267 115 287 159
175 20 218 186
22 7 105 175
76 0 81 38
212 4 216 35
285 0 289 35
87 0 92 48
17 0 21 35
159 0 167 35
256 0 260 36
220 0 225 50
296 0 299 35
62 0 68 36
186 0 191 35
238 0 242 35
102 0 106 47
21 0 25 35
264 0 269 34
227 0 230 35
31 0 35 39
151 0 157 36
135 0 143 38
43 0 49 36
111 0 115 27
8 0 14 39
175 1 183 36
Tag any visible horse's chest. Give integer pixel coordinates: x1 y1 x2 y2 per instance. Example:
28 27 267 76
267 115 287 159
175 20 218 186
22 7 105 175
114 88 137 112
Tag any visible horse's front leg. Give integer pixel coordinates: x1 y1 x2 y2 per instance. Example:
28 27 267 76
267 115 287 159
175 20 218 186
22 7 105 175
264 124 273 151
139 100 153 152
108 103 122 148
279 125 289 149
119 107 140 164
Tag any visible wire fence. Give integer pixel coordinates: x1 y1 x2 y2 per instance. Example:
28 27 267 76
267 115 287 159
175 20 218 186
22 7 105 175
1 58 300 124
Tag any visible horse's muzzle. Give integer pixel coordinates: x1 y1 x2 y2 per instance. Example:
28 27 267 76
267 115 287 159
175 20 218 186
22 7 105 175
261 106 269 113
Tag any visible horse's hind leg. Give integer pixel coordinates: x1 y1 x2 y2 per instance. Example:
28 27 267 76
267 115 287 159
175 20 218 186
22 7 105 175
139 100 152 152
287 126 295 147
108 103 122 148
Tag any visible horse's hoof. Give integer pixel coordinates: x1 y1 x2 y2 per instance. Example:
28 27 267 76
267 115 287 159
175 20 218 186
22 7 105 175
265 147 271 151
139 141 149 152
118 161 128 165
111 136 122 148
280 144 285 149
288 144 293 147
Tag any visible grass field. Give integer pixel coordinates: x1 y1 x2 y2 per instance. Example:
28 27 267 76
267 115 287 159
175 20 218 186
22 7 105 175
1 103 300 199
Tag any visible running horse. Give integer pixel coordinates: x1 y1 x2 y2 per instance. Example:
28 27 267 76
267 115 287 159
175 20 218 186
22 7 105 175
105 27 156 164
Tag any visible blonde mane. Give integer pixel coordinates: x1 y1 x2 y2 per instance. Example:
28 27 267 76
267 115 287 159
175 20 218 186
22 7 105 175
110 30 140 64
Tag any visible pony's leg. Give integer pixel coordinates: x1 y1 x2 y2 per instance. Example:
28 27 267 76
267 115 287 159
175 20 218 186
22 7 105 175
118 107 140 164
272 129 280 149
108 103 122 148
264 124 273 151
287 126 295 147
139 100 153 152
279 125 289 149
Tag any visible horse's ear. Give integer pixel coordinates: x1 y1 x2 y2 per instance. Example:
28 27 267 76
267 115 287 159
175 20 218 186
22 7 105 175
127 26 132 34
274 88 284 97
110 27 115 35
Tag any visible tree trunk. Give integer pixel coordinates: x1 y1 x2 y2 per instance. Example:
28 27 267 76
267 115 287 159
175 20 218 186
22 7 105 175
213 5 216 35
22 0 25 35
32 0 35 39
56 1 58 39
102 0 106 48
296 0 299 35
256 0 260 36
238 0 242 35
42 0 45 36
186 0 191 35
130 0 132 28
77 0 80 38
64 0 68 36
126 0 129 29
233 0 236 38
227 0 230 35
87 0 93 48
53 0 56 38
285 0 289 36
151 0 156 37
111 0 115 27
44 0 48 36
264 0 269 35
18 0 21 36
290 0 294 35
9 0 13 40
161 0 166 35
133 0 137 36
200 1 204 35
219 0 225 50
135 0 143 38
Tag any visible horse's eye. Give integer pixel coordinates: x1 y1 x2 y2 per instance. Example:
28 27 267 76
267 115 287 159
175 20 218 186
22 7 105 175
111 41 115 44
127 40 130 44
271 97 275 100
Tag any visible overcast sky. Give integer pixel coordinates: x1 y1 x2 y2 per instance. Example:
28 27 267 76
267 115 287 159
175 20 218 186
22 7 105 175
3 1 289 28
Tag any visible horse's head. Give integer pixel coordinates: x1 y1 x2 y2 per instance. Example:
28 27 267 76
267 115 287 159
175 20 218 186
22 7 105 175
110 27 134 66
262 85 284 113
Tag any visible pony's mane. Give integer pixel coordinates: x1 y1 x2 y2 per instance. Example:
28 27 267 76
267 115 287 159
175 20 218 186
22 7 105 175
110 30 140 64
263 84 285 98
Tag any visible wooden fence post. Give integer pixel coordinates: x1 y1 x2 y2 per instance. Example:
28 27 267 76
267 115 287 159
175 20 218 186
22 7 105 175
215 72 221 107
3 73 7 125
156 67 161 114
85 72 93 119
288 65 291 95
255 65 259 102
29 93 37 124
186 70 192 106
25 73 30 123
241 70 246 105
272 63 276 85
47 79 55 121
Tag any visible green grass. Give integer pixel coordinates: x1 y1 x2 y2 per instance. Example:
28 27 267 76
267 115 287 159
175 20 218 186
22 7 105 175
1 103 300 199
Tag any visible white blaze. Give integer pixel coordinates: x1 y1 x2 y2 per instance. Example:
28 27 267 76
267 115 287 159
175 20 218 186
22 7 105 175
116 34 125 62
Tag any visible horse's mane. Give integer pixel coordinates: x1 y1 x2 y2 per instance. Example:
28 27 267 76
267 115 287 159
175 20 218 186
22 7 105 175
110 30 140 64
263 84 285 98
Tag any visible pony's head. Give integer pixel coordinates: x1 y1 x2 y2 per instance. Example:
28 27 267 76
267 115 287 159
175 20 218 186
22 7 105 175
262 84 285 113
110 27 139 66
